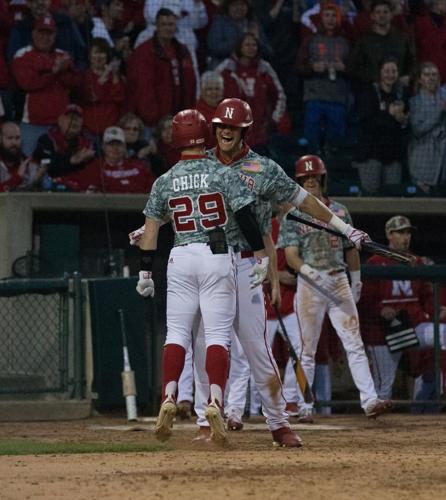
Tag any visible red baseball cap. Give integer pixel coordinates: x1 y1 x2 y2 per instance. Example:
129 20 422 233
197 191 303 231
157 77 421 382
63 104 83 117
34 15 57 32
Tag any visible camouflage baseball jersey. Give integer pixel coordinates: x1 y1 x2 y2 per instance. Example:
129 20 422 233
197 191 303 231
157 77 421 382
278 199 354 270
207 148 302 250
143 157 255 247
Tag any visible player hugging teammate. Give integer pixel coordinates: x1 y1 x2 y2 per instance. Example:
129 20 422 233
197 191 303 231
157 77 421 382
133 99 388 448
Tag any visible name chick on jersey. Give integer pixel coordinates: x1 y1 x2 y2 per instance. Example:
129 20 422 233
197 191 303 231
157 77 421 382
173 174 209 192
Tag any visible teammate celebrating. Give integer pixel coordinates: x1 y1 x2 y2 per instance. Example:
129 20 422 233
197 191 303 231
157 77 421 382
136 109 269 445
278 155 392 420
192 99 371 448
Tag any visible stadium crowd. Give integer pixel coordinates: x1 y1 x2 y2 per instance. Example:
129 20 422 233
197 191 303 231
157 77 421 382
1 0 446 195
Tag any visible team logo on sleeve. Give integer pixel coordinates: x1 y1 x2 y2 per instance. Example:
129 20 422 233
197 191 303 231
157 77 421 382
241 161 261 173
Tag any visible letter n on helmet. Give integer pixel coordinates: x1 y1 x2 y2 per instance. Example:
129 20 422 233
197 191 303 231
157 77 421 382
294 154 327 189
212 98 253 130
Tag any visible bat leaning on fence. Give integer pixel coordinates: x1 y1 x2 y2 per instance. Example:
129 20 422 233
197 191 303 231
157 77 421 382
118 308 138 421
285 213 416 264
272 304 314 404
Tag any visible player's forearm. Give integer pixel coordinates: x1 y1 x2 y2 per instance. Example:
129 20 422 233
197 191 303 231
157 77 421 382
345 247 360 272
139 217 161 251
263 233 279 286
284 246 304 273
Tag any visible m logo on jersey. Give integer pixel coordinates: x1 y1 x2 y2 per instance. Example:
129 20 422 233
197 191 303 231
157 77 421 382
224 107 234 119
304 160 314 171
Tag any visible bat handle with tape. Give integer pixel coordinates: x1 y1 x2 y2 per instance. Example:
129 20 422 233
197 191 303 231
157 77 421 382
118 308 138 422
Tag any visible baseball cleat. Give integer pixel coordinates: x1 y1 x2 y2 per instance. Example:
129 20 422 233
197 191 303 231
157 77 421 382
154 398 176 442
192 426 211 443
227 417 244 431
176 400 192 420
365 399 393 418
205 403 228 445
285 402 300 417
297 407 314 424
272 427 303 448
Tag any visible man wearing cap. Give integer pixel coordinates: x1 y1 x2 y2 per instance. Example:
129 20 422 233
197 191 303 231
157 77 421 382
33 104 95 186
360 215 446 401
12 14 82 155
7 0 87 67
58 126 156 193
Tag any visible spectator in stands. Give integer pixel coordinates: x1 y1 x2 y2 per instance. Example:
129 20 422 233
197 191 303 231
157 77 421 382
253 0 300 116
0 121 39 191
360 216 446 401
352 0 410 40
153 114 180 173
64 0 94 53
7 0 87 67
300 0 356 41
207 0 272 68
127 8 196 128
414 0 446 84
118 112 157 161
297 2 350 154
0 0 14 120
136 0 208 82
216 32 288 151
408 62 446 195
353 56 408 195
53 126 156 192
78 37 126 139
32 104 95 187
196 70 224 146
12 14 82 156
347 0 414 90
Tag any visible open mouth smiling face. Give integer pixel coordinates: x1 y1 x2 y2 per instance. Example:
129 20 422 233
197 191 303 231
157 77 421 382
216 124 242 153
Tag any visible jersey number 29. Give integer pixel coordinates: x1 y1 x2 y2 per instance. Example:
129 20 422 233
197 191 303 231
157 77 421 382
169 192 228 232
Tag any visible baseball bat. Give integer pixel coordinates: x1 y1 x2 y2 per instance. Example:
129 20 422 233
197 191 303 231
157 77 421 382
118 308 138 421
298 272 342 306
286 213 415 264
272 304 314 404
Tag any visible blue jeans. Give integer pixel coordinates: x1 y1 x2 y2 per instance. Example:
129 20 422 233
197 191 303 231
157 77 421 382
304 100 347 152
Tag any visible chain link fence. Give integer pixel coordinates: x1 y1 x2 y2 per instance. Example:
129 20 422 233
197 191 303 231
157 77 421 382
0 276 83 396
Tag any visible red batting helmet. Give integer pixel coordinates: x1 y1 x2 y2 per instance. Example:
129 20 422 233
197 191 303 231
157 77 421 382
212 98 253 128
172 109 208 149
295 155 327 178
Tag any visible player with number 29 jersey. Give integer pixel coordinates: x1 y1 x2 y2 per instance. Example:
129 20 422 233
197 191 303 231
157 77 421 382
143 158 255 245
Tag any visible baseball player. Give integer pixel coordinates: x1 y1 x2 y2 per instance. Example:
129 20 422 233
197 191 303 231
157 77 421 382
360 215 446 400
190 98 371 447
136 109 269 445
279 155 392 420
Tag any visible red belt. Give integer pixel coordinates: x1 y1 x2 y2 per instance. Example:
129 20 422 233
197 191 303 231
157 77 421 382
240 250 254 259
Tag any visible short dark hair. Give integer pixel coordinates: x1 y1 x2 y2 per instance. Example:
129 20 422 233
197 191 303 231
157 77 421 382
156 8 176 20
90 37 112 60
370 0 394 12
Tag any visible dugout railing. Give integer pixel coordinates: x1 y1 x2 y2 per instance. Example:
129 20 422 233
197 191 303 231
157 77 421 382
0 273 84 399
316 265 446 414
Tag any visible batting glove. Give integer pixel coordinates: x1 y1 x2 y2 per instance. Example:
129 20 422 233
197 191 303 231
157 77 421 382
299 264 323 282
249 256 269 289
343 225 370 249
350 270 362 303
129 225 145 246
136 270 155 297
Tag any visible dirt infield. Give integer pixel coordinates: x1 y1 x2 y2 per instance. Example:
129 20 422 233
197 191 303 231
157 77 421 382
0 414 445 500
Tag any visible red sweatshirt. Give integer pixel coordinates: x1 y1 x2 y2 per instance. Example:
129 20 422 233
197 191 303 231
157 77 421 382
360 255 433 345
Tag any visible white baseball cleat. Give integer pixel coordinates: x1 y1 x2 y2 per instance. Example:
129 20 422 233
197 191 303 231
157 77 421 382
205 402 228 446
154 398 176 442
